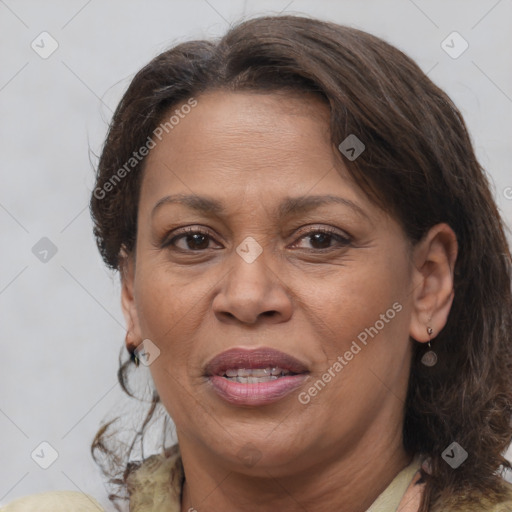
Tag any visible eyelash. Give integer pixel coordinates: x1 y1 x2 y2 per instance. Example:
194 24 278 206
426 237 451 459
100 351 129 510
162 225 352 252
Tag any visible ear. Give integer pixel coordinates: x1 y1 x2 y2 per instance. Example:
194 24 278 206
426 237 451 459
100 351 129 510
409 223 458 343
119 246 143 353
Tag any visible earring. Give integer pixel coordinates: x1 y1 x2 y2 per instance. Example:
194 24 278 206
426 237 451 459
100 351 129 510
130 348 140 367
421 326 437 367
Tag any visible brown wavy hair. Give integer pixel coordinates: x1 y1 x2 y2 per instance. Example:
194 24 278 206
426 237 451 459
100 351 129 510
89 15 512 511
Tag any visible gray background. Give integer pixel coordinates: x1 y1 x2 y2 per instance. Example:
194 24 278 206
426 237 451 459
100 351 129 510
1 0 511 509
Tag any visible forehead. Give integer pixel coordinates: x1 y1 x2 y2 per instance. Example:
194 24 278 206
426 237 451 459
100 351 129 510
147 91 332 163
138 90 370 215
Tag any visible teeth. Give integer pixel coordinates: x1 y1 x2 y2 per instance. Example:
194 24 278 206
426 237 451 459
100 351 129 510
227 376 279 383
222 367 291 378
249 368 269 377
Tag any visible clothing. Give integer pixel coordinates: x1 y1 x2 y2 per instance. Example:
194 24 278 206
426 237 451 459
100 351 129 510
2 445 512 511
0 490 104 511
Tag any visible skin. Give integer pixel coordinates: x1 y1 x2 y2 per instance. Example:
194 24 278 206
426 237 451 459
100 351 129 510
120 91 458 512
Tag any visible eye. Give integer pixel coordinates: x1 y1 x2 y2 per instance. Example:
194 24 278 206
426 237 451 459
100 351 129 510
291 227 352 251
163 227 222 251
161 225 351 253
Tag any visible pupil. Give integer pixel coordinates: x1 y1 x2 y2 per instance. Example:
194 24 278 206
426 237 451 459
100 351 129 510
187 234 209 250
311 233 331 249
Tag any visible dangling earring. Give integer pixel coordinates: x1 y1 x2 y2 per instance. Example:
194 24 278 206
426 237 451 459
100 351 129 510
421 326 437 367
130 348 140 367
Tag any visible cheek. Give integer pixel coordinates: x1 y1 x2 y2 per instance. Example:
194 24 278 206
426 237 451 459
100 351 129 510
134 256 210 335
304 257 412 407
134 267 203 423
293 249 410 354
133 266 199 377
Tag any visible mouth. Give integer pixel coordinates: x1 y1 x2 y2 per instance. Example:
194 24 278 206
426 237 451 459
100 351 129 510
204 347 309 406
221 366 298 383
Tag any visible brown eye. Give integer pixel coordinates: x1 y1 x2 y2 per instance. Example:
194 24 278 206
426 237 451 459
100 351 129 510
162 227 222 252
308 232 333 249
292 228 352 251
181 233 210 250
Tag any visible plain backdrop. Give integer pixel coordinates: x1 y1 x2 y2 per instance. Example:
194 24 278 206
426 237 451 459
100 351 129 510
1 1 511 510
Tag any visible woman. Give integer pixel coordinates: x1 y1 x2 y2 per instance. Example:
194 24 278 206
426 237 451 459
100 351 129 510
3 14 511 512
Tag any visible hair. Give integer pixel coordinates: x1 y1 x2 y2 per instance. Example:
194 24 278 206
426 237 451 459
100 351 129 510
89 14 512 512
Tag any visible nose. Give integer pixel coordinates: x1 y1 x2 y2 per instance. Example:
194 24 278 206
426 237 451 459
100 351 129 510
212 250 293 326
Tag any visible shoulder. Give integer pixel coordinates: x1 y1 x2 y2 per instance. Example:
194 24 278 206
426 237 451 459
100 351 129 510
492 479 512 511
471 479 512 512
0 490 104 511
433 479 512 512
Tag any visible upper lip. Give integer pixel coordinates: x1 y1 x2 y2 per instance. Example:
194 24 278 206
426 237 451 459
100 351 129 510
204 347 309 376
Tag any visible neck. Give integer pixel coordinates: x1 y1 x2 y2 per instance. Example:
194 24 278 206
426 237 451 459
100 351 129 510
178 426 412 512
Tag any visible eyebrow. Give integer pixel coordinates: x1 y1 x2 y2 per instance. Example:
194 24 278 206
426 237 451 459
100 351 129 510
151 193 368 220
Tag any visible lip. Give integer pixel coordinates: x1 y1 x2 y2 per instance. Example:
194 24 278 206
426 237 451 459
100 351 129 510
204 347 309 376
204 347 309 406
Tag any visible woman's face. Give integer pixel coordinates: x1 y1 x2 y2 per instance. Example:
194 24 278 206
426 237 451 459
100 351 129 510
122 91 424 474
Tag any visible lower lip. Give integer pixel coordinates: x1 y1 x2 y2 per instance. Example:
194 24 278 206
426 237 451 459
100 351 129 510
208 374 308 406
